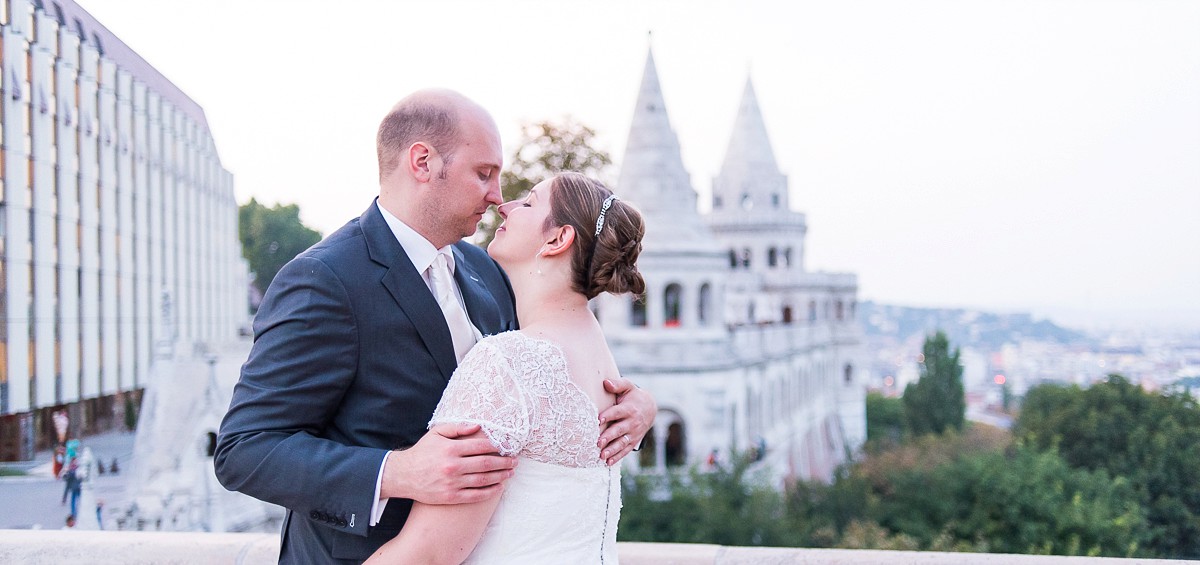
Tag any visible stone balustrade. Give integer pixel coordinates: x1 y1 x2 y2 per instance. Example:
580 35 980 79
0 531 1193 564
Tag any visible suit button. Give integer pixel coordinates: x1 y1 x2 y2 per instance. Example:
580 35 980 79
338 519 347 527
310 510 320 520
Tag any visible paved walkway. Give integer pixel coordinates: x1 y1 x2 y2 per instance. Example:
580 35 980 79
0 429 137 529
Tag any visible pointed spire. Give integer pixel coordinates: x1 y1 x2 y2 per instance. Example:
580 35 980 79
711 75 790 215
616 47 713 246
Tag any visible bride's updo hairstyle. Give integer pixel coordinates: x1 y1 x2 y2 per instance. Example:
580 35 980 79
545 172 646 300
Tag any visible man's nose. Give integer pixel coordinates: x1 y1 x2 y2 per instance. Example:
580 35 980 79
485 178 503 206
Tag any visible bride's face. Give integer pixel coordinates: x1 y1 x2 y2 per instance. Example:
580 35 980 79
488 178 554 268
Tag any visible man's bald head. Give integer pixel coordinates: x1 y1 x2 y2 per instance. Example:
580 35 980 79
376 89 487 182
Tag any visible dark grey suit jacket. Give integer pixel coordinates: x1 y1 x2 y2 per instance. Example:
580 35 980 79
214 202 517 563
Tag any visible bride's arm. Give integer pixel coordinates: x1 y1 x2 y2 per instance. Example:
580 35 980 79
364 430 505 565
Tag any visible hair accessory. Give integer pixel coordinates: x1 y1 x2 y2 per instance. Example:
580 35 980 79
593 195 620 237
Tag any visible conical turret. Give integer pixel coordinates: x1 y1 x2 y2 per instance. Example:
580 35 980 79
711 76 790 216
615 48 712 248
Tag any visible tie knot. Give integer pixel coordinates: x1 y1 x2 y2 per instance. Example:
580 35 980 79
435 250 454 275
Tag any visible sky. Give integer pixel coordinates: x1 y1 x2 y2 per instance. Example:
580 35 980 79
79 0 1200 332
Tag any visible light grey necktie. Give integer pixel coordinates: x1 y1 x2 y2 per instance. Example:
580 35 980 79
427 251 478 363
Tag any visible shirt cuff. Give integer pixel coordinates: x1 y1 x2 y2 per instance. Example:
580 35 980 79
369 453 389 526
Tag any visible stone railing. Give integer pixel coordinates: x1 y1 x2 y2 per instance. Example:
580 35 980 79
0 531 1192 564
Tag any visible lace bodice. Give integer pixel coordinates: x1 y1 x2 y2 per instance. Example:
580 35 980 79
428 331 621 564
430 331 605 468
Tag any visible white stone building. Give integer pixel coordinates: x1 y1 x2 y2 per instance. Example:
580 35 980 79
599 50 865 483
0 0 247 460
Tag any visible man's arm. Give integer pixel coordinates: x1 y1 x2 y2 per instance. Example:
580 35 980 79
597 377 657 466
214 256 384 535
380 424 516 504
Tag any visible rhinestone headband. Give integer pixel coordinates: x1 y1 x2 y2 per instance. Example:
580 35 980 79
593 195 620 237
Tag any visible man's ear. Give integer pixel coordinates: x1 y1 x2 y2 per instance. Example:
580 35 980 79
408 142 438 182
542 225 576 258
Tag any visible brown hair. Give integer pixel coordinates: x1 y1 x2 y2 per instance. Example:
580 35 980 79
376 102 459 181
546 172 646 299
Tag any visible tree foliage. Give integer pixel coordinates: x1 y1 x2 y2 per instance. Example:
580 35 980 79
865 391 905 448
238 198 322 296
475 118 612 245
1016 375 1200 557
903 331 966 436
620 454 803 547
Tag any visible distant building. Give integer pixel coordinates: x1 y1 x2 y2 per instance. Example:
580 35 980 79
598 49 865 483
0 0 247 460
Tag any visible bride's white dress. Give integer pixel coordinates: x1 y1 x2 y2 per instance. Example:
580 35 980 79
429 331 621 565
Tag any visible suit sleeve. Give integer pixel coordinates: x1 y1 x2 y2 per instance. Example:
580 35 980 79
214 255 382 536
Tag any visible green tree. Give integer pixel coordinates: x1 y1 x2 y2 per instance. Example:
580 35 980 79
1016 375 1200 557
866 391 905 447
903 331 965 436
476 118 612 245
620 453 802 547
239 198 322 296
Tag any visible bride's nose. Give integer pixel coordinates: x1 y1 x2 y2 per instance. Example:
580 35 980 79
497 201 516 218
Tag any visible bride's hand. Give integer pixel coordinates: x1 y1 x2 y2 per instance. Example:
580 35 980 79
597 378 657 466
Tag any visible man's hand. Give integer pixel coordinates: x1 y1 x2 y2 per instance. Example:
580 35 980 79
597 377 657 466
381 423 516 505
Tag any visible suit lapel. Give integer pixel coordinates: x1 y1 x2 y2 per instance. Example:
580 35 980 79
452 244 501 337
361 203 457 381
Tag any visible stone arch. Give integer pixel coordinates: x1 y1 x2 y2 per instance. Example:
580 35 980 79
664 283 682 327
630 294 647 327
698 283 712 325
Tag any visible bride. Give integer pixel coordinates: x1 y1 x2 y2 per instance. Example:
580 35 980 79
366 172 647 564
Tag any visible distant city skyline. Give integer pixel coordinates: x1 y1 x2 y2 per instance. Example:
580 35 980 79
80 0 1200 331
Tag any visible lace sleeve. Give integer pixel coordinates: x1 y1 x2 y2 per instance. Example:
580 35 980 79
429 338 531 456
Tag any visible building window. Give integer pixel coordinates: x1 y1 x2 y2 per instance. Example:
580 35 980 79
666 422 686 466
782 305 793 324
664 284 682 327
698 283 711 325
728 250 737 269
844 364 854 384
740 248 750 268
783 247 792 268
767 247 777 268
630 295 647 327
713 195 722 209
771 193 780 208
808 300 817 322
836 300 844 321
740 193 752 211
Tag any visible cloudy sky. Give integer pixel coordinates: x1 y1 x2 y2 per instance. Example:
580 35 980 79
80 0 1200 331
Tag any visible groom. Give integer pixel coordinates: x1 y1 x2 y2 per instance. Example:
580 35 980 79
215 89 656 563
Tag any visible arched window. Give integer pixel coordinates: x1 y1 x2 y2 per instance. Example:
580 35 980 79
782 305 793 324
844 364 854 384
741 248 751 268
771 193 781 208
631 295 648 327
783 248 793 268
767 247 777 268
205 432 217 457
740 193 753 211
836 300 844 321
664 284 682 327
698 283 712 325
728 250 738 269
713 195 723 209
666 422 686 466
639 428 657 468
